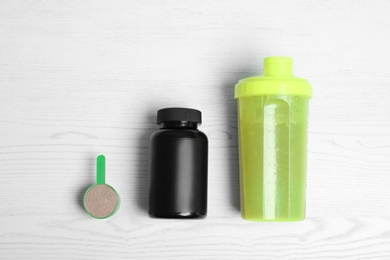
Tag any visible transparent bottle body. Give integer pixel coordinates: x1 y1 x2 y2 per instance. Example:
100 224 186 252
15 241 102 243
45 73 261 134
237 95 309 222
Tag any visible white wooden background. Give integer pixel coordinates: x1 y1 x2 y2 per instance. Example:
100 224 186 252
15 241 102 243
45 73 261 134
1 0 390 259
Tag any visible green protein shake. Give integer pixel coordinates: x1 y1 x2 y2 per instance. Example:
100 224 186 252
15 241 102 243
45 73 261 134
235 57 312 222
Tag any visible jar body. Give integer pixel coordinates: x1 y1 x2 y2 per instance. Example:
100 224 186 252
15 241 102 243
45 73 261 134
148 128 208 218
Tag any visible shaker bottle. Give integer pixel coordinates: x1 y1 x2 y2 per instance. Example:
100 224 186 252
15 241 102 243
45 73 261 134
235 57 312 222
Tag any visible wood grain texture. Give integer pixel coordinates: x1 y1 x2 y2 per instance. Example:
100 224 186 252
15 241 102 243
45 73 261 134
1 0 390 259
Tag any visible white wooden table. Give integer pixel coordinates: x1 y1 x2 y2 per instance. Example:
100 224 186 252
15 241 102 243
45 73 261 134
1 1 390 259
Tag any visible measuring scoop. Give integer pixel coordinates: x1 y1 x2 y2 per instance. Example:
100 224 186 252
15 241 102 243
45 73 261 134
83 155 120 219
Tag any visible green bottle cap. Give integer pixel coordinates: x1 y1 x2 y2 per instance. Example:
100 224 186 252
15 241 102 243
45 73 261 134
83 155 120 219
234 57 312 98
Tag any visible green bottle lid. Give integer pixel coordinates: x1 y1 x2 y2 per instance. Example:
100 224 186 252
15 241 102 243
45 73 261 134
234 57 312 98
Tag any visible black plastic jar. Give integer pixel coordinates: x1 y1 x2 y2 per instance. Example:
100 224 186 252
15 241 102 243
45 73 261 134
148 108 208 218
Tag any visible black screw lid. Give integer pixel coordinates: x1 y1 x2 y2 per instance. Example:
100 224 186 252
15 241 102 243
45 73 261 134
157 108 202 125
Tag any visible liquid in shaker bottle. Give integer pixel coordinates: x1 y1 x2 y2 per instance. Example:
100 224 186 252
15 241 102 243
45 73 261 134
235 57 312 222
